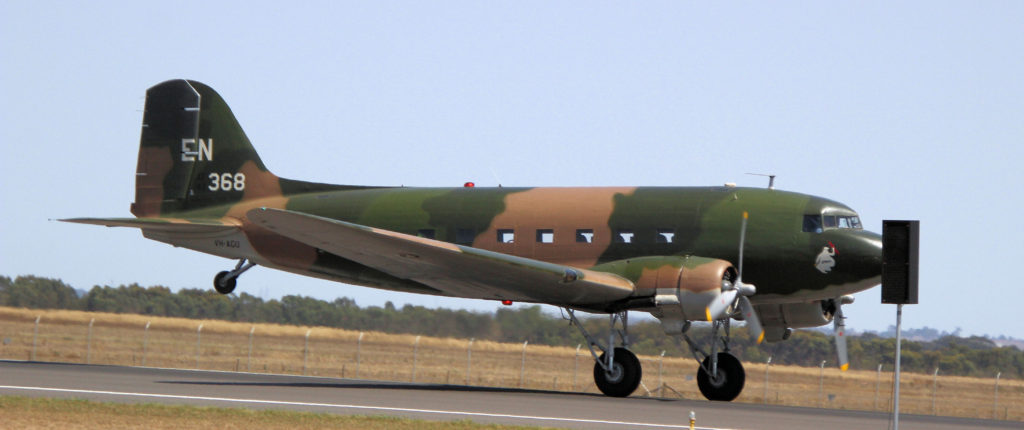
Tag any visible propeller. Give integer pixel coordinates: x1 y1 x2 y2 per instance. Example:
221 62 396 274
705 212 765 344
833 295 855 371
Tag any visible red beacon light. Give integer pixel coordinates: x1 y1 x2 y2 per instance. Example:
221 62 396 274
501 300 513 306
464 182 475 188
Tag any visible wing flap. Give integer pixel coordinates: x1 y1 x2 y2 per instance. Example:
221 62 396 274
246 208 635 306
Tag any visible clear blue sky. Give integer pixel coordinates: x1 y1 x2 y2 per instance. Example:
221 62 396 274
2 2 1022 338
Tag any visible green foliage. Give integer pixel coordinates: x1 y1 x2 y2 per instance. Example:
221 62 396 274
1 275 1022 379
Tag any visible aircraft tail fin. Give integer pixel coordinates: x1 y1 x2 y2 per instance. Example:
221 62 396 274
131 79 279 217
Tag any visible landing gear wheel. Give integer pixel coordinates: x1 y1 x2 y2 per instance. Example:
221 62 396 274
593 347 642 397
213 271 236 294
697 352 745 401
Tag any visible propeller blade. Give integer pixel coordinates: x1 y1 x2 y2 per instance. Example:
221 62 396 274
706 289 737 321
737 212 748 279
834 302 849 371
737 295 764 344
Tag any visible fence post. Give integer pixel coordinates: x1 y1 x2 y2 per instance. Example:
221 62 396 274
465 338 474 386
519 341 528 388
303 329 311 375
873 363 882 410
658 351 666 397
247 326 255 372
356 332 364 379
142 321 150 367
412 336 420 382
195 323 203 369
931 368 939 415
993 371 1001 419
86 318 95 364
31 315 40 361
764 355 772 404
573 344 581 391
818 360 826 407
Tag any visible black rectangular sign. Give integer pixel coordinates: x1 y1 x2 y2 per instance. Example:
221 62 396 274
882 220 920 304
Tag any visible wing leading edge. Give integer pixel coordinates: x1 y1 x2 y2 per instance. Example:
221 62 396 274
246 208 635 308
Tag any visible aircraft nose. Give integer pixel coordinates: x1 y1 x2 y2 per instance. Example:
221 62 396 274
844 230 883 281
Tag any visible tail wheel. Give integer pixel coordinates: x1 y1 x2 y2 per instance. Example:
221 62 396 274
697 352 745 401
593 347 642 397
213 271 237 294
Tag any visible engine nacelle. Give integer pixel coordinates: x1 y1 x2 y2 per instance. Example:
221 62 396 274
592 255 735 331
756 301 834 342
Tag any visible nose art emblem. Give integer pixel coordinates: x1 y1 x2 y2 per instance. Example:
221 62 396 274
815 241 838 274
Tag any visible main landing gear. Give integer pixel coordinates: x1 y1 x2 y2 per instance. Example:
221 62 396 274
678 319 745 401
567 309 642 397
213 259 256 294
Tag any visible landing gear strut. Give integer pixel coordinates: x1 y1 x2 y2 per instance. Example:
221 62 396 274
567 309 642 397
678 319 746 401
214 259 256 294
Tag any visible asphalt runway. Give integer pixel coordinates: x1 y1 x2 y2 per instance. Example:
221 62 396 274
0 360 1015 430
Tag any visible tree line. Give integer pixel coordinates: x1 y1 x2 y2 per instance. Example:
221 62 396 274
2 275 1021 378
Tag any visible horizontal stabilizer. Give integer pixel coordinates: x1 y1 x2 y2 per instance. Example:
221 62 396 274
60 217 240 234
246 208 635 307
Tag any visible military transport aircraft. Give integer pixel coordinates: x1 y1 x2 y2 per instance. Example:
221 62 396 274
65 79 882 401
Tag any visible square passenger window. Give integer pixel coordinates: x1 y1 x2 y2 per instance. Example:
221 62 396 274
417 229 436 239
657 228 675 243
576 229 594 243
536 229 554 243
497 229 515 243
614 229 634 243
456 228 476 245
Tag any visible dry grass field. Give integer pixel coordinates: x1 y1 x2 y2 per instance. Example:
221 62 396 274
0 306 1020 421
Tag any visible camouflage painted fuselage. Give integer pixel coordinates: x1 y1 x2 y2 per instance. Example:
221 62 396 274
70 80 883 341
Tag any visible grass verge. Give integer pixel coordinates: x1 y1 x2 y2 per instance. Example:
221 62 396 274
0 395 554 430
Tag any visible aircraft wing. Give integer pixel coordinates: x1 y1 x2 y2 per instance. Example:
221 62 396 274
246 208 635 307
61 217 241 234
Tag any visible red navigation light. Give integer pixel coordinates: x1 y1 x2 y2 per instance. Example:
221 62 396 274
464 182 475 188
501 300 513 306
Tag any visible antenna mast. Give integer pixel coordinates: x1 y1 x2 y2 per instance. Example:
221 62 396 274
745 173 776 190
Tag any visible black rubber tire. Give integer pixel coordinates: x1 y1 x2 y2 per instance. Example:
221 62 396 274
697 352 745 401
593 347 642 397
213 271 236 294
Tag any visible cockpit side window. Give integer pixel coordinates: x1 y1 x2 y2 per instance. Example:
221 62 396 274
803 215 823 233
816 212 864 231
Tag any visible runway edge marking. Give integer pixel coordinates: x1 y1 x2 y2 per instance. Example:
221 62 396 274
0 385 731 430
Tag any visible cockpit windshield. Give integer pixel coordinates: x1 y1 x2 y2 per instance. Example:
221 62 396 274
803 213 862 233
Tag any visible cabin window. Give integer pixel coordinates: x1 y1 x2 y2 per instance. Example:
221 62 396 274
456 228 476 245
657 228 675 243
417 229 436 239
614 229 634 243
802 215 822 233
576 229 594 243
536 229 554 243
497 229 515 243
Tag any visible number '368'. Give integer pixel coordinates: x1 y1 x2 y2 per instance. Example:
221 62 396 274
208 172 246 191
